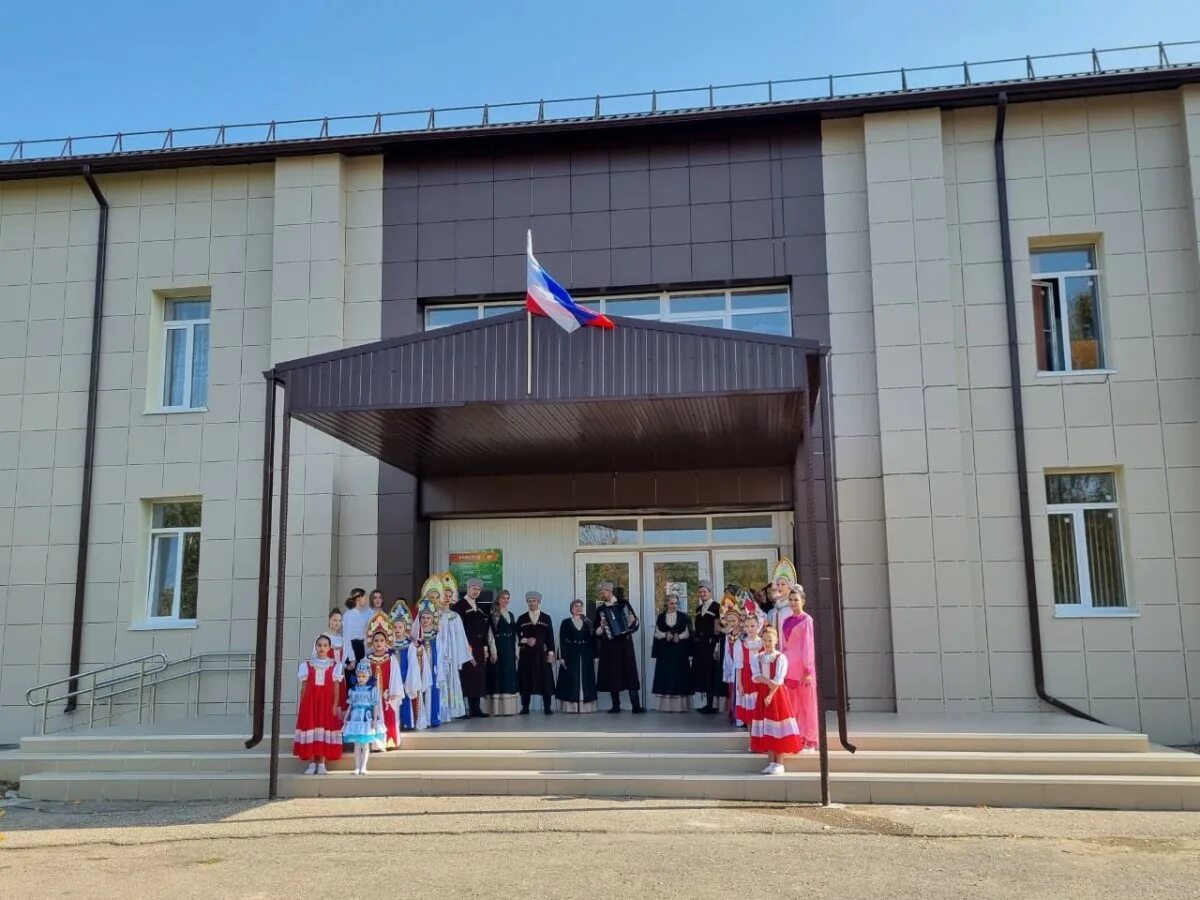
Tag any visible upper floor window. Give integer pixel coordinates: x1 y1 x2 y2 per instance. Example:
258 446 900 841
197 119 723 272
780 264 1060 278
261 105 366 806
1031 246 1105 373
147 500 202 623
425 287 791 337
162 297 210 410
1045 472 1127 615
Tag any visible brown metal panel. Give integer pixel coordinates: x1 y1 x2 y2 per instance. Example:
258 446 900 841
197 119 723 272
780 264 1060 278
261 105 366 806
655 470 699 507
421 467 794 518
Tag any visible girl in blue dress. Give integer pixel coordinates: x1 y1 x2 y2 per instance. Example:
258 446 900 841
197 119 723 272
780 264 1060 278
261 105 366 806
343 659 385 774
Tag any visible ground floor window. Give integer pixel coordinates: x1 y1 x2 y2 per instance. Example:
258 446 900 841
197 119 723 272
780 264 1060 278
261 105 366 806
147 500 203 623
1045 472 1127 614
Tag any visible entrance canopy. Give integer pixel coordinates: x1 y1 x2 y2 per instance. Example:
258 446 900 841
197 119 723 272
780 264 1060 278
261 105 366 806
252 312 852 800
274 312 821 477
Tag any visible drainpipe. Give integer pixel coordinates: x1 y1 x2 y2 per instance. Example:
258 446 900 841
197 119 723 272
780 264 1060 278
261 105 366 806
817 348 856 754
245 370 278 749
993 93 1100 723
65 167 109 713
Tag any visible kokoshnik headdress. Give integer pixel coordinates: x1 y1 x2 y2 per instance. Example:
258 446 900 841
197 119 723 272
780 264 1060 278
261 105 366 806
391 600 412 644
367 610 394 647
772 557 798 591
739 590 766 625
440 570 459 599
419 575 443 607
415 598 439 638
416 575 444 637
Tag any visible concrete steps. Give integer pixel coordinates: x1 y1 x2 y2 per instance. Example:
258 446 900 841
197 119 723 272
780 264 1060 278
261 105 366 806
16 768 1200 810
8 748 1197 778
8 715 1197 810
11 727 1153 755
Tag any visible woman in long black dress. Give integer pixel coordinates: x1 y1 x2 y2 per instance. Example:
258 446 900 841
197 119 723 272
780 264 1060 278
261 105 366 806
486 590 520 716
516 590 556 714
555 599 597 714
651 592 694 712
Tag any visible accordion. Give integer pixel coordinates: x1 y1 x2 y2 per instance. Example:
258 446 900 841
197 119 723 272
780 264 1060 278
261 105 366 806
599 602 638 639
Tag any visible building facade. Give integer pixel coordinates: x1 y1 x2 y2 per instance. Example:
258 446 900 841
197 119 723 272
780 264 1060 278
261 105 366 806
1 67 1198 744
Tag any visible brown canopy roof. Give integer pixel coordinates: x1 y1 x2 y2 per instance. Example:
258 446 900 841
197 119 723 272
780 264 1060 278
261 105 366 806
275 312 821 477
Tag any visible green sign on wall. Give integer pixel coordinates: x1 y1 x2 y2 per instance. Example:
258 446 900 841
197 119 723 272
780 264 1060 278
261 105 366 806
448 549 504 602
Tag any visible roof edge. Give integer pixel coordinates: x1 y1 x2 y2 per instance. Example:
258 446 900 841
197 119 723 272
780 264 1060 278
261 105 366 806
273 311 824 375
3 65 1198 182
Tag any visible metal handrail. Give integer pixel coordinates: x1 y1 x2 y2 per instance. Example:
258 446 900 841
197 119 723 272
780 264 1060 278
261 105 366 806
26 653 168 735
25 651 255 735
142 652 257 725
26 653 168 707
1 39 1197 165
92 652 254 703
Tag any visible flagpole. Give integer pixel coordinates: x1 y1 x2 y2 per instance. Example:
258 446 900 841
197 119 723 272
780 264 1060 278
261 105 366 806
526 230 533 395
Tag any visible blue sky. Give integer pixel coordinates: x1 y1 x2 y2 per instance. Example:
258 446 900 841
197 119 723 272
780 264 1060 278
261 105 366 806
3 1 1198 144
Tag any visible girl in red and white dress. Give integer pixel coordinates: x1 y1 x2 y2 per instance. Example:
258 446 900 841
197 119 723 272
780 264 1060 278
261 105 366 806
293 635 345 774
326 608 352 713
731 607 763 728
749 624 805 774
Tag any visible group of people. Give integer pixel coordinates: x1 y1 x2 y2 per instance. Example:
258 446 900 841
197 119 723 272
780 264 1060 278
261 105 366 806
292 560 819 776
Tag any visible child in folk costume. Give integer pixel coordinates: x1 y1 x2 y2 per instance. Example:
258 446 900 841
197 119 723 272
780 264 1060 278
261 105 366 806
364 612 404 751
326 608 352 712
718 589 744 725
405 596 440 730
293 634 344 774
780 585 819 750
344 660 385 775
750 624 806 773
391 602 417 731
731 598 764 728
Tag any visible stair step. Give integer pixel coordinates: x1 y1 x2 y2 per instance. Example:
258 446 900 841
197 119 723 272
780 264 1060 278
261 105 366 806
9 747 1195 778
18 729 1151 755
18 768 1200 810
3 751 270 776
301 748 1200 777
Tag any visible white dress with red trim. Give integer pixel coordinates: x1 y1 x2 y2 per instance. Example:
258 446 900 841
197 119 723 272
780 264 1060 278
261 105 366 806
329 634 351 711
732 637 763 725
748 651 804 755
293 658 344 761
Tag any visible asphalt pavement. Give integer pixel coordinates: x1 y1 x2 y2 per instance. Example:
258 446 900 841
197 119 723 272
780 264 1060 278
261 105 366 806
1 795 1198 898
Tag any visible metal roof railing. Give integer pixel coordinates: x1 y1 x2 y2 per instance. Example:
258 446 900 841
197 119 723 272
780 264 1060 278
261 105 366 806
2 39 1198 166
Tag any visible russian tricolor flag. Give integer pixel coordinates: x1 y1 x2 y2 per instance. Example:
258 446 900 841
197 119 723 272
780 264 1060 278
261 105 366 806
526 231 614 332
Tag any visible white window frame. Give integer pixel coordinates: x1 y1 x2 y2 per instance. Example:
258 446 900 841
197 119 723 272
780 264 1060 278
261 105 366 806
575 513 782 550
1030 247 1110 375
1045 473 1132 618
145 502 202 625
424 286 792 335
160 298 210 412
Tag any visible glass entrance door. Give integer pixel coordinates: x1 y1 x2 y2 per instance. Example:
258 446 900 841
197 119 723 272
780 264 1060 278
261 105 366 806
711 547 778 603
574 547 777 709
640 551 711 708
574 551 642 706
574 552 641 621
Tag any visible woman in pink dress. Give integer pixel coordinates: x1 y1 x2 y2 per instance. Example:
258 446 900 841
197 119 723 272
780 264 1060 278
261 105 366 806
749 624 804 774
779 586 819 751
